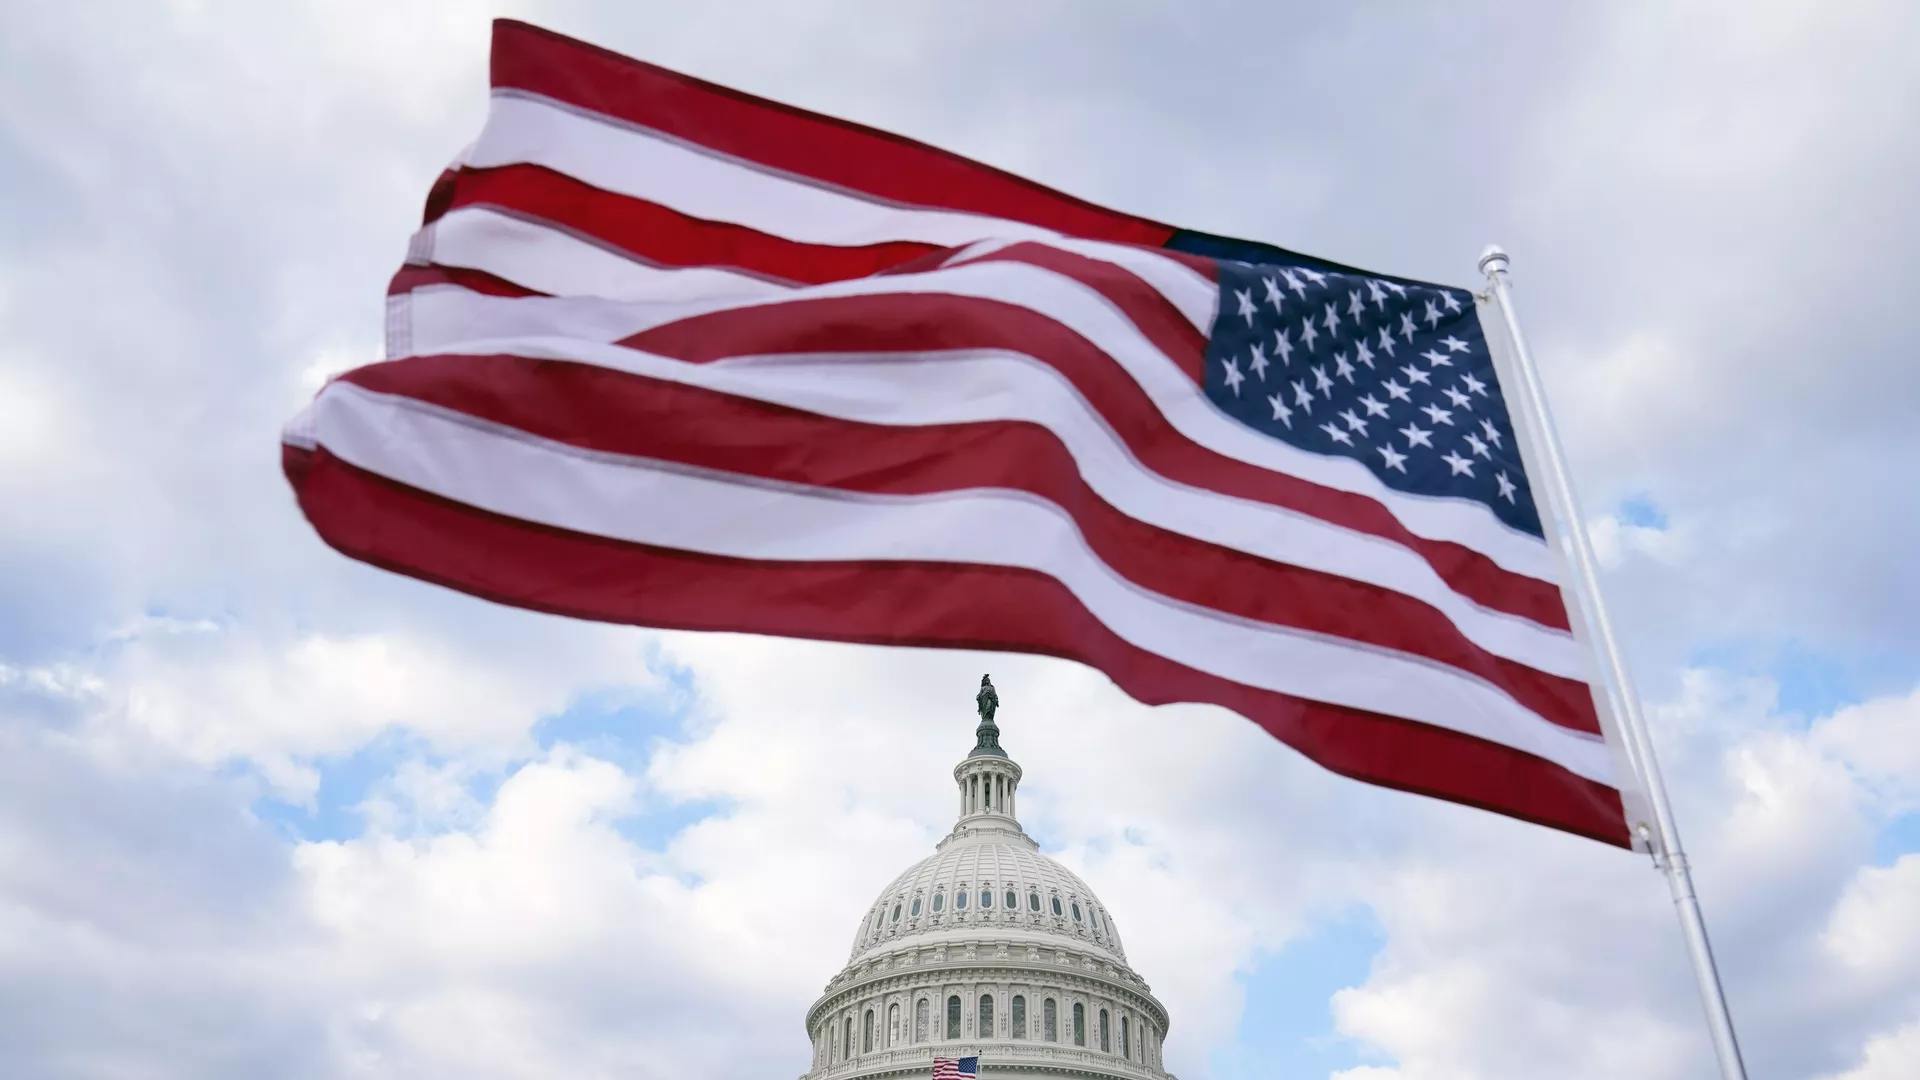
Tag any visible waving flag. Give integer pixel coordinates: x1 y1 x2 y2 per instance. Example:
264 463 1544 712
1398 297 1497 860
933 1057 978 1080
283 19 1637 846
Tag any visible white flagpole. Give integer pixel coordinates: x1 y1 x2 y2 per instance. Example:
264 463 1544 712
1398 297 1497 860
1477 245 1749 1080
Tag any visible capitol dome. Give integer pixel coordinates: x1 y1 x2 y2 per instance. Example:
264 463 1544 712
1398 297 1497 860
802 678 1175 1079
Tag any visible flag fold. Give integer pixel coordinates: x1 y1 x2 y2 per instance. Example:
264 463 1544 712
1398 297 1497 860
284 19 1637 847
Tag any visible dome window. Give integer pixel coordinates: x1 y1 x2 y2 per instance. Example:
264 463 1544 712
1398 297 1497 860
980 888 992 909
890 903 901 923
910 896 922 917
1029 891 1041 912
946 996 962 1040
955 889 968 910
1051 896 1063 917
1005 889 1018 910
932 891 944 913
1071 901 1083 922
1012 995 1027 1039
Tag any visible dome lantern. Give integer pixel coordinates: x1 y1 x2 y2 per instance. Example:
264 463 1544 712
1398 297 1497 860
954 675 1023 830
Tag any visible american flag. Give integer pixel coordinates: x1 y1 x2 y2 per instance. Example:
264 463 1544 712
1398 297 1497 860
932 1057 979 1080
283 20 1633 846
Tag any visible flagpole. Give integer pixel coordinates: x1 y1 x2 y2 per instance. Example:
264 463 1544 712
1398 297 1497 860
1477 245 1749 1080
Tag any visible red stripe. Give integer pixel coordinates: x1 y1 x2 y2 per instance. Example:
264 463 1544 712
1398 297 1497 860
446 163 945 286
490 19 1177 248
956 241 1210 384
342 354 1600 735
617 292 1571 632
388 263 540 299
285 442 1630 848
423 167 459 225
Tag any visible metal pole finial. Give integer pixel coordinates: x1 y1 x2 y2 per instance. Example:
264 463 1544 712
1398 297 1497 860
1477 244 1510 276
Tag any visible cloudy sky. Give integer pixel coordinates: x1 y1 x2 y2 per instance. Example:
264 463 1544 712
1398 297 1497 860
3 1 1918 1078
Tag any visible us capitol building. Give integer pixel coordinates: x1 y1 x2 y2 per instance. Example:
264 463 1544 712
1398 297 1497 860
801 677 1176 1079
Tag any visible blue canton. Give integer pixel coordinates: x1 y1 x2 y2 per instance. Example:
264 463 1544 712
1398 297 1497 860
1202 258 1542 537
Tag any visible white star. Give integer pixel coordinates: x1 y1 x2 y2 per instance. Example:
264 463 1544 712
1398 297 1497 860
1443 386 1472 409
1355 340 1375 368
1268 392 1293 428
1359 394 1390 417
1282 268 1307 297
1311 365 1334 393
1299 318 1320 351
1480 418 1503 447
1496 471 1518 502
1367 279 1389 310
1262 276 1285 311
1462 372 1488 396
1249 342 1270 381
1292 380 1314 413
1339 408 1369 435
1383 378 1411 402
1400 364 1431 386
1441 290 1463 314
1236 288 1257 325
1464 432 1491 459
1320 421 1354 446
1300 267 1327 286
1384 280 1407 297
1378 443 1408 472
1399 312 1417 342
1421 349 1453 368
1348 289 1365 319
1222 356 1245 395
1441 450 1474 476
1323 303 1340 334
1399 422 1433 449
1420 402 1454 426
1274 327 1294 366
1442 335 1470 353
1377 327 1397 357
1423 298 1443 328
1333 352 1356 382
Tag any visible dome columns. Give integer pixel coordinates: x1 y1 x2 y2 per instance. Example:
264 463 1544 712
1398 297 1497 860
954 755 1023 825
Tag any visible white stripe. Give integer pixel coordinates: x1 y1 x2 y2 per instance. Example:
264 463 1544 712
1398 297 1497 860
468 94 1219 336
395 254 1558 581
471 93 1064 250
390 331 1579 676
420 205 789 302
307 381 1615 787
944 237 1217 336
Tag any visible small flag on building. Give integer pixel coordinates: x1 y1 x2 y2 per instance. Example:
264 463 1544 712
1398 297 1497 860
283 19 1642 848
932 1057 979 1080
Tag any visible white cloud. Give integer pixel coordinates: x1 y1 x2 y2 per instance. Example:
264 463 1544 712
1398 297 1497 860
1588 512 1688 570
1823 856 1920 991
1815 687 1920 812
1325 675 1920 1080
1821 1019 1920 1080
17 617 657 802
